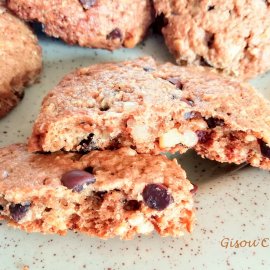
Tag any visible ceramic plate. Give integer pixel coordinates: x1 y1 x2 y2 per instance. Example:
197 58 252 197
0 31 270 270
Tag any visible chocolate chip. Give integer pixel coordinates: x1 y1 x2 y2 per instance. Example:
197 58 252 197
207 5 215 11
0 205 3 212
143 67 155 72
9 202 31 222
142 184 173 211
196 130 212 144
123 200 141 211
168 78 183 90
258 139 270 159
79 133 99 152
205 117 224 128
95 191 107 198
181 98 194 106
79 0 96 9
61 170 96 192
190 184 198 195
106 28 122 40
84 166 94 173
184 111 202 120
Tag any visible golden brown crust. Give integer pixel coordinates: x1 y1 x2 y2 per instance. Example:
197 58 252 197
0 3 42 118
154 0 270 79
7 0 154 50
29 57 270 169
0 144 194 239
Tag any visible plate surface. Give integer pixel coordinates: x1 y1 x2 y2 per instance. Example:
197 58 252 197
0 32 270 270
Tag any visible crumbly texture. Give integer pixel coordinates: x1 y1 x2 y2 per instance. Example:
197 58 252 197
0 144 194 239
153 0 270 79
0 3 42 118
7 0 153 50
29 57 270 170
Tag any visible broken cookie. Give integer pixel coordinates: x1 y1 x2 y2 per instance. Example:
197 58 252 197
0 144 194 239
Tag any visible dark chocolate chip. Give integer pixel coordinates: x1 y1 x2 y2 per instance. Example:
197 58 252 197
207 5 215 11
143 67 155 72
9 202 31 222
123 200 141 211
181 98 195 106
168 78 183 90
0 205 3 212
205 117 224 128
61 170 96 192
79 133 99 152
184 111 202 120
196 130 212 144
190 184 198 195
84 166 94 173
258 139 270 159
106 28 122 40
142 184 173 211
79 0 96 9
95 191 107 198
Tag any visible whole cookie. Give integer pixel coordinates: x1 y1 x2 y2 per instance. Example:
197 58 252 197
28 57 270 170
7 0 153 50
153 0 270 79
0 3 42 118
0 144 194 239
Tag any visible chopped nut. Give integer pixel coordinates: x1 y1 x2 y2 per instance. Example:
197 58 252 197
159 128 198 148
159 128 182 148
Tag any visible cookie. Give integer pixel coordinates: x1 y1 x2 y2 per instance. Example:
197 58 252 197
0 144 194 239
153 0 270 79
0 3 42 118
28 57 270 170
7 0 153 50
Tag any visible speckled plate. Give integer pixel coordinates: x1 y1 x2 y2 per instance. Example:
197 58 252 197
0 32 270 270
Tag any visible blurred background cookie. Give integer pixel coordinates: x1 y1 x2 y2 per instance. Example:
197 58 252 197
154 0 270 79
0 3 42 118
7 0 154 50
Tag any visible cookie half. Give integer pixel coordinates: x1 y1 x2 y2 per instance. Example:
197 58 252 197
0 144 194 239
0 3 42 118
28 57 270 170
153 0 270 79
7 0 153 50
